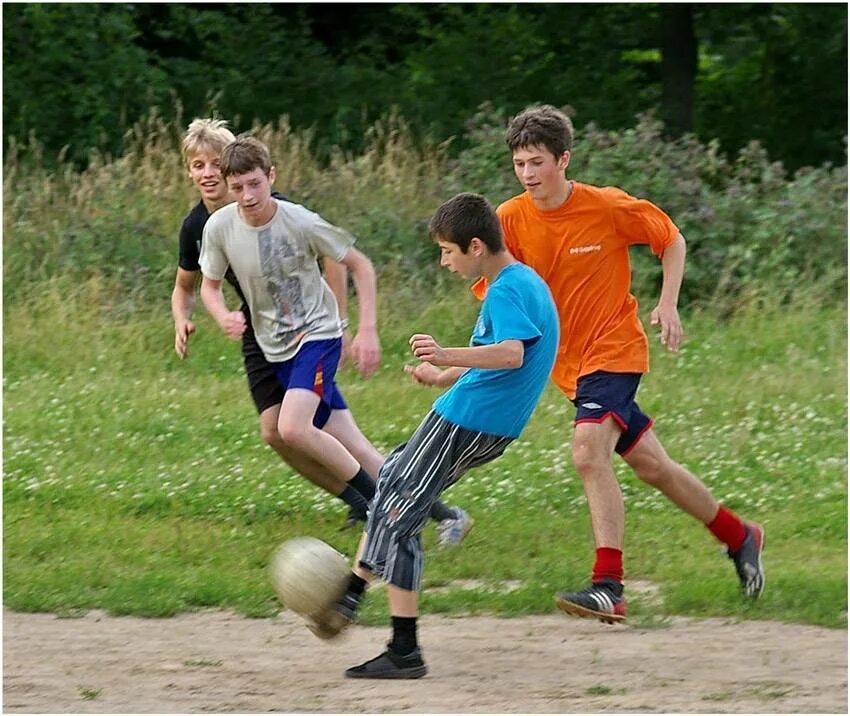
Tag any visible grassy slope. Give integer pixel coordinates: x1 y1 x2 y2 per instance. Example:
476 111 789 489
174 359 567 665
3 285 847 627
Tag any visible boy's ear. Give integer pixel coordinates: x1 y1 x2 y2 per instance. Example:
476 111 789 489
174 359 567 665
558 151 571 172
268 165 277 184
470 237 485 256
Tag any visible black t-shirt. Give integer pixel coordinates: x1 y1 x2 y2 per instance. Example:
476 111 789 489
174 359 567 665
177 192 290 308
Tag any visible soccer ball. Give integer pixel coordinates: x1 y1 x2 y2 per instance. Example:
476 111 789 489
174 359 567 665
269 537 350 618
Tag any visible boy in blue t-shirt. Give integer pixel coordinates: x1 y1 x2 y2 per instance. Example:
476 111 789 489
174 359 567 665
310 193 559 679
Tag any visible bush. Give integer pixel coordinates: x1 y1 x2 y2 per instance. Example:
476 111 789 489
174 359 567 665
3 107 846 313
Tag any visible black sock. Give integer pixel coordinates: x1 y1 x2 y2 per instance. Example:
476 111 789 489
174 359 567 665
428 500 455 522
347 572 368 598
338 485 368 514
390 615 418 655
348 467 376 502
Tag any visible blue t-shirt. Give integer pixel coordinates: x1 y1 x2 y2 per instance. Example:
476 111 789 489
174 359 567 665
433 263 558 438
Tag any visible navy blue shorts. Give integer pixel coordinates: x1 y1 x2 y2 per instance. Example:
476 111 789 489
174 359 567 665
273 338 348 429
573 371 653 455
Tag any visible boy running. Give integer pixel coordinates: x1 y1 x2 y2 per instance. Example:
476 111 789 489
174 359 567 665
495 104 764 622
198 133 467 538
171 119 371 526
312 193 559 679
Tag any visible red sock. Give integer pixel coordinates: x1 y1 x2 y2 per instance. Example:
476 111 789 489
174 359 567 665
592 547 623 584
706 506 747 552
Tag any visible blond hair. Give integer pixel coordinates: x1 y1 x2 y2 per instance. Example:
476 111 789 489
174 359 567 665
181 118 236 166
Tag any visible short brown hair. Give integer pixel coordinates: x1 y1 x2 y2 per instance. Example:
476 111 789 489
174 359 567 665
181 118 235 166
220 134 272 178
428 192 504 253
505 104 573 159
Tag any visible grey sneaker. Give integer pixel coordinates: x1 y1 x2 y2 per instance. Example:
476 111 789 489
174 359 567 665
728 522 765 599
437 507 474 546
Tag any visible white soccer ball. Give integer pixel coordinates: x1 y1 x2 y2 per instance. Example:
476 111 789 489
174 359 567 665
269 537 350 618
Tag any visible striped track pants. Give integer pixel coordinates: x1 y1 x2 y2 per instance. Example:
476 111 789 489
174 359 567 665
359 410 513 591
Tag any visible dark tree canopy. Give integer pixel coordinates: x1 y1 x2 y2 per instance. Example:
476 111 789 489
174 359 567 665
3 3 846 170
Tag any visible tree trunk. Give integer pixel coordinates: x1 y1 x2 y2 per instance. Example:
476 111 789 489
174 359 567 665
661 4 697 137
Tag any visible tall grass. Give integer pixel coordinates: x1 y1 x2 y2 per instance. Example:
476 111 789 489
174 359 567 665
3 110 847 627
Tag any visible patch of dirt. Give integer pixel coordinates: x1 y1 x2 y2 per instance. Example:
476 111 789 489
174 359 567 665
3 607 846 713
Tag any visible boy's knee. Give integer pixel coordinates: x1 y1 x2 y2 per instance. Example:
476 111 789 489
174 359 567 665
277 421 311 449
259 421 281 448
630 452 671 487
572 444 610 479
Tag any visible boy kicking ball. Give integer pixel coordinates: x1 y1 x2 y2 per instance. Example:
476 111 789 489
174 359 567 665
311 192 559 679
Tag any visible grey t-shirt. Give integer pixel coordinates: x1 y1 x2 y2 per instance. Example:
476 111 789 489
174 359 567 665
200 198 354 362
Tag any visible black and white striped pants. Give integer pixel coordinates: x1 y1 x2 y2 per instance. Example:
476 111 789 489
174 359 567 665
359 410 513 591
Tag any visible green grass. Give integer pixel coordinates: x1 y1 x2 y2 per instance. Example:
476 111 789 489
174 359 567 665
3 282 847 627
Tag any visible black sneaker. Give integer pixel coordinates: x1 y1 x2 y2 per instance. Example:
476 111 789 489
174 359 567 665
340 505 368 531
308 590 361 640
345 646 427 679
555 578 627 624
728 522 765 599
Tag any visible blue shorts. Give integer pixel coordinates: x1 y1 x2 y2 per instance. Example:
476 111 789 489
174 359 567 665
573 371 653 455
273 338 348 429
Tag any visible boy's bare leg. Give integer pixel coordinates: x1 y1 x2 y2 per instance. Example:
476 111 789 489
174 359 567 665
571 419 625 550
621 429 719 522
277 389 360 480
387 584 418 617
259 404 349 494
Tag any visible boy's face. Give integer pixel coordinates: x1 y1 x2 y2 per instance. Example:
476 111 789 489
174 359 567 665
226 166 277 226
437 237 482 279
512 144 570 204
188 151 229 205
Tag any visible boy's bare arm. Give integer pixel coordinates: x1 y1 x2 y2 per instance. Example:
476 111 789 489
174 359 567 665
323 257 352 366
200 276 246 340
340 247 381 376
650 233 686 352
404 363 467 388
410 334 524 370
172 268 199 359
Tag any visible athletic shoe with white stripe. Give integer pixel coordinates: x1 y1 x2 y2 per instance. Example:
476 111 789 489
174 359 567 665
437 507 474 546
555 578 627 624
728 522 765 599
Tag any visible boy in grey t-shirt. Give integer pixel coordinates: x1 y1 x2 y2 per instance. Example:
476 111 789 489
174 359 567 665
200 135 468 539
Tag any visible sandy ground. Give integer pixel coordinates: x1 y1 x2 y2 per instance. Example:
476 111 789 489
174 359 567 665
3 607 847 714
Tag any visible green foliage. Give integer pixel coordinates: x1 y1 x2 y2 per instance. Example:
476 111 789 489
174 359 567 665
3 4 846 171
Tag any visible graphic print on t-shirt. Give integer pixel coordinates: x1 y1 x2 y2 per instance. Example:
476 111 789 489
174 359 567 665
258 226 306 348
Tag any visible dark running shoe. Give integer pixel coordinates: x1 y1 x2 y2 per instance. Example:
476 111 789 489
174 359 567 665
555 578 627 624
340 505 368 531
728 522 765 599
307 590 361 640
346 646 427 679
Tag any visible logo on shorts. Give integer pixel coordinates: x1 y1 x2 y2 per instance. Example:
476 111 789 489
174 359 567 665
314 366 324 397
581 402 603 409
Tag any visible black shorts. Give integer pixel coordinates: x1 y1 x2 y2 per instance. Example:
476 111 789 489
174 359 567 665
241 322 285 415
572 370 653 456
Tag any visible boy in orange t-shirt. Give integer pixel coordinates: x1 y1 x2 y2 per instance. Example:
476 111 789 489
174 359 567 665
492 104 765 622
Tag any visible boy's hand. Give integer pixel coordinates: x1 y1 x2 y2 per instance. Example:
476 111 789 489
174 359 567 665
351 327 380 377
650 304 683 352
222 311 247 340
404 362 443 387
409 334 447 365
174 319 196 359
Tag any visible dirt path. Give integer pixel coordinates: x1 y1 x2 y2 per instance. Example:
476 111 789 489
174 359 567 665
3 608 846 713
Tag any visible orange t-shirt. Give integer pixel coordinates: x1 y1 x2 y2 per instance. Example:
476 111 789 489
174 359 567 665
474 182 678 400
